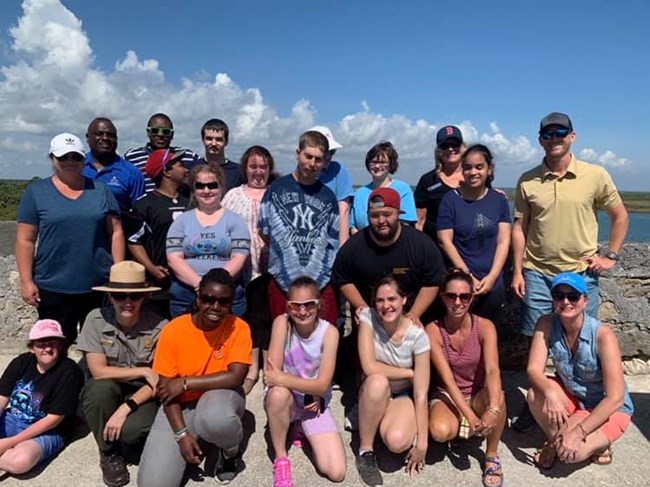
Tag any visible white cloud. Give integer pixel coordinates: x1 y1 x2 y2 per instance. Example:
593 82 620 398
0 0 635 189
578 148 630 169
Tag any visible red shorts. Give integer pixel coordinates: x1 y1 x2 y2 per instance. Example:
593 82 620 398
268 279 338 326
552 376 631 443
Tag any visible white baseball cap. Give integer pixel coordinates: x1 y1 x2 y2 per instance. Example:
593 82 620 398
309 125 343 150
49 133 85 157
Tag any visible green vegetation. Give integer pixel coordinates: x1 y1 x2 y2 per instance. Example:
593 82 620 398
502 189 650 213
0 179 35 220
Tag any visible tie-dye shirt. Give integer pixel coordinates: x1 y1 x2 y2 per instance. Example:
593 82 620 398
282 318 332 408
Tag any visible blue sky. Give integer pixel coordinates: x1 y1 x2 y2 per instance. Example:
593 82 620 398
0 0 648 189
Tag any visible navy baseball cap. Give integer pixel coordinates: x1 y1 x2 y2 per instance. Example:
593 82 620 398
551 272 587 294
436 125 463 146
540 112 573 132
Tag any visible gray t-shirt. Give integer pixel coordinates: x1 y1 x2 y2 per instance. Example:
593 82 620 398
359 307 430 394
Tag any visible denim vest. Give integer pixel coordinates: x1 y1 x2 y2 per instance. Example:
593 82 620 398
548 314 633 415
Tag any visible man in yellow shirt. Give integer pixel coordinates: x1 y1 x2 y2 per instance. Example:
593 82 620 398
510 112 628 430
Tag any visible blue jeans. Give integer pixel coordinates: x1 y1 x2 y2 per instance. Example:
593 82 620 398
520 269 599 336
0 411 64 463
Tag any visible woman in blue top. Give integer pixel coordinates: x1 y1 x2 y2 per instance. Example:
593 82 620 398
436 144 510 331
166 164 251 318
527 272 633 469
16 133 124 344
350 141 416 233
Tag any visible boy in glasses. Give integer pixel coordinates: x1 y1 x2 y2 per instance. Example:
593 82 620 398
510 111 629 431
197 118 244 194
259 130 340 326
124 113 201 193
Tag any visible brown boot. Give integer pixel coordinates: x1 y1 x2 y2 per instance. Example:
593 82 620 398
99 451 130 487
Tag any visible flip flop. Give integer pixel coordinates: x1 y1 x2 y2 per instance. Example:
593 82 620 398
591 446 612 465
533 441 557 470
482 456 504 487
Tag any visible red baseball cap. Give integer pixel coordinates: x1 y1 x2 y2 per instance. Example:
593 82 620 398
144 148 186 179
367 187 405 214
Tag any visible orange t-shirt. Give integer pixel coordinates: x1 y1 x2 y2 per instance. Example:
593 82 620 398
153 313 252 403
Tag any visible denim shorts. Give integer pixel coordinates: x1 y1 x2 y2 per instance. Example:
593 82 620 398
0 411 64 463
520 269 599 337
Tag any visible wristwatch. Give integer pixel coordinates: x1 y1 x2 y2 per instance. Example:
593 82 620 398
125 398 139 413
603 251 620 262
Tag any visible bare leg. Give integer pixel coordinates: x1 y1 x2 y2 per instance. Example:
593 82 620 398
264 386 295 458
244 347 260 395
379 397 417 453
428 394 461 443
0 440 44 474
358 374 390 452
308 431 347 482
472 388 507 457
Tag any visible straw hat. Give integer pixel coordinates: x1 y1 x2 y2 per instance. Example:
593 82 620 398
92 261 161 293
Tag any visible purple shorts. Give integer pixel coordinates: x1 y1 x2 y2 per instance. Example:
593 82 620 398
290 407 339 437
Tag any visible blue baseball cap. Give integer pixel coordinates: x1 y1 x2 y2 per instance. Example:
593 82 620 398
551 272 587 294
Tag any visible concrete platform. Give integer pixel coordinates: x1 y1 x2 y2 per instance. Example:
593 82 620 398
1 353 648 486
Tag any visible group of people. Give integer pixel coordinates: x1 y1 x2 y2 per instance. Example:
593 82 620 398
1 111 633 487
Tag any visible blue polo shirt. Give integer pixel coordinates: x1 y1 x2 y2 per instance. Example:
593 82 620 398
83 153 145 211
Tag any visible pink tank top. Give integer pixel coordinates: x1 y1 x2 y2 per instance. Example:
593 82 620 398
436 314 485 397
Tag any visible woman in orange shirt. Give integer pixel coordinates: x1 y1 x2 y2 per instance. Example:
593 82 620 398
137 268 252 487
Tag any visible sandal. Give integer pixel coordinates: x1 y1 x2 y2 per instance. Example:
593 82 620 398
591 446 612 465
243 376 258 395
482 456 504 487
533 441 557 470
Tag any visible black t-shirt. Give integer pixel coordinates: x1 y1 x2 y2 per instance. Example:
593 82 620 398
332 224 445 321
413 169 454 240
0 353 83 424
125 191 190 289
196 158 244 194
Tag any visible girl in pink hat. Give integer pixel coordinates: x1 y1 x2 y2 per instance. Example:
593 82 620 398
0 319 83 478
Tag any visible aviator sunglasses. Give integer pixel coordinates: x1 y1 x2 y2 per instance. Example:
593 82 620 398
443 292 473 304
193 181 220 190
147 126 174 136
110 293 145 301
287 299 320 312
199 294 233 306
551 291 582 303
541 128 571 140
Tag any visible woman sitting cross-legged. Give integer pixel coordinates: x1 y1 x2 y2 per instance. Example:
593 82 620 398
527 272 634 469
263 276 346 486
426 269 506 487
78 261 167 487
137 268 252 487
355 276 430 486
0 320 84 478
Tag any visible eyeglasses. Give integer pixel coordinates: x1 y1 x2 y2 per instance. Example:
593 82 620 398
147 127 174 136
33 339 62 349
541 128 571 140
199 294 233 306
57 153 84 162
442 292 472 304
194 181 220 190
110 293 146 301
551 291 582 303
439 142 461 151
287 299 320 312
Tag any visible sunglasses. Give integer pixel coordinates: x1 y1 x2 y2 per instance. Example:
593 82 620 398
57 153 84 162
551 291 583 303
194 181 220 190
443 292 473 304
147 126 174 136
199 294 233 306
33 339 62 349
439 142 461 151
287 299 320 312
541 128 571 140
110 293 146 301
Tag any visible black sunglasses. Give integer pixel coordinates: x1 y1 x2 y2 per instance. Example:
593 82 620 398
110 293 146 301
199 294 232 306
551 291 582 303
194 181 220 190
541 128 571 140
147 126 174 136
439 142 461 151
443 292 472 304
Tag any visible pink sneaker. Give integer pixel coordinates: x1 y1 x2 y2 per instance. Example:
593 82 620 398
292 424 305 448
273 457 294 487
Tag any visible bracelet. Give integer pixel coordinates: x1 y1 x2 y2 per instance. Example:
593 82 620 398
577 423 588 442
487 406 501 416
173 427 188 441
182 377 188 392
174 431 189 443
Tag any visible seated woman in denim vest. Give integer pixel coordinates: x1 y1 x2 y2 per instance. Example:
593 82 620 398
527 272 634 469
